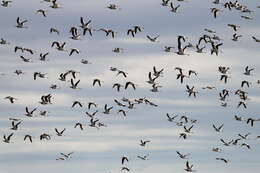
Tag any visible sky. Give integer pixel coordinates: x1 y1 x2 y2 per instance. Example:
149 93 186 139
0 0 260 173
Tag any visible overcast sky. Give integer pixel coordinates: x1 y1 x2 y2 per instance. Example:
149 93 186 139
0 0 260 173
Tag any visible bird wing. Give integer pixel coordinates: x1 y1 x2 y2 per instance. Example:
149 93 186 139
16 17 20 24
75 80 80 86
61 128 66 134
55 128 59 134
80 17 85 25
8 133 14 140
146 35 152 41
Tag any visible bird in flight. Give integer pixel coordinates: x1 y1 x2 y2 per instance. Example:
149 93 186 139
140 139 151 147
4 96 17 103
55 128 66 136
121 156 129 165
212 123 224 132
176 151 190 159
16 17 28 28
184 161 195 172
147 35 159 42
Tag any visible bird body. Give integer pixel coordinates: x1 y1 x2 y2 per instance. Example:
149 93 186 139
93 79 102 87
36 9 47 17
103 104 113 114
25 107 37 117
216 157 229 163
185 161 195 172
55 128 66 136
140 139 150 147
74 123 84 130
24 135 33 143
213 124 223 132
51 41 66 51
3 133 13 143
4 96 17 103
125 81 136 90
147 35 159 42
10 120 22 130
16 17 28 28
176 151 190 159
70 79 80 89
121 156 129 164
170 3 180 13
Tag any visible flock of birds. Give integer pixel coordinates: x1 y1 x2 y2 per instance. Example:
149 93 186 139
1 0 260 172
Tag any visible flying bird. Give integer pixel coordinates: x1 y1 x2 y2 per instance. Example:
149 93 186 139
184 161 195 172
25 107 37 117
24 135 33 143
216 157 229 163
10 120 22 130
36 9 47 17
140 139 151 147
16 17 28 28
55 128 66 136
121 156 129 165
176 151 190 159
3 133 13 143
93 79 102 87
4 96 17 103
147 35 159 42
125 81 137 90
70 79 80 89
169 3 180 13
74 123 84 130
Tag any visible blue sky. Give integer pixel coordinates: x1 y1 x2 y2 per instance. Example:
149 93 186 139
0 0 260 173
